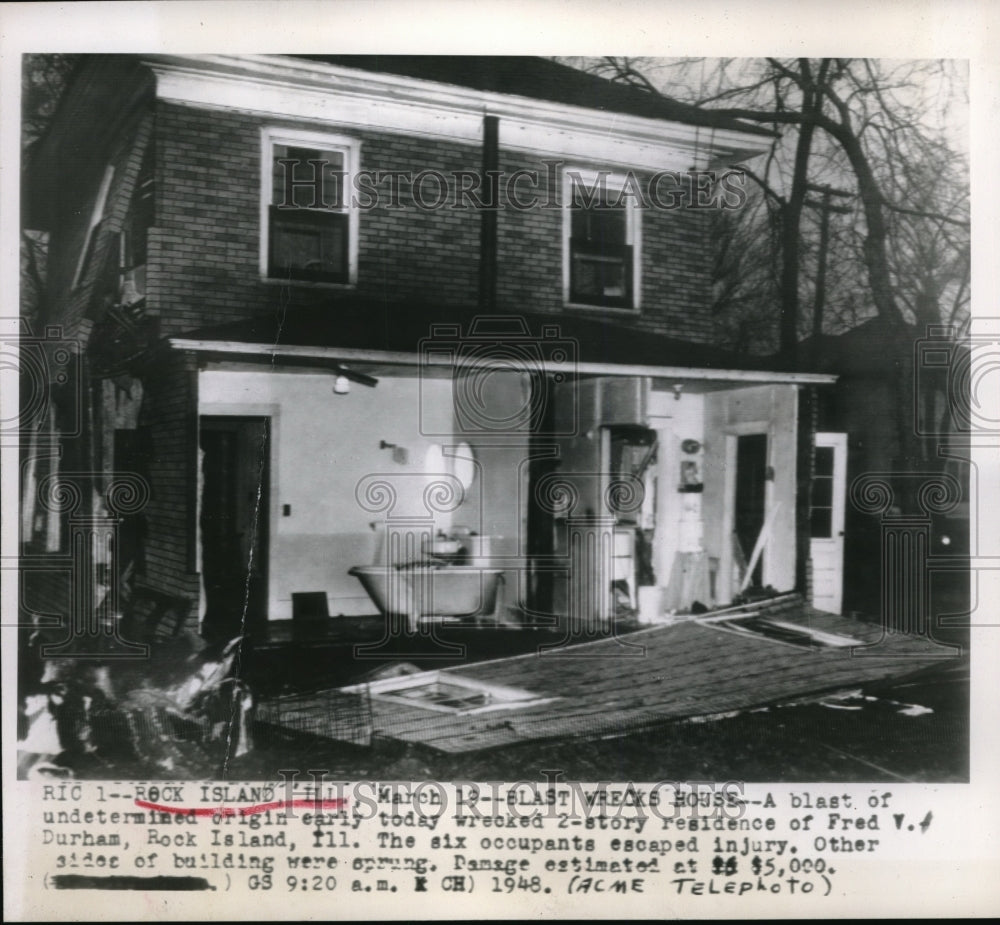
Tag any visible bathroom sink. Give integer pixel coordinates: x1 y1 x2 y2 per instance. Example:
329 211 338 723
424 539 464 557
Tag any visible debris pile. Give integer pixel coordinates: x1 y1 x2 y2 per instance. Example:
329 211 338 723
18 636 253 778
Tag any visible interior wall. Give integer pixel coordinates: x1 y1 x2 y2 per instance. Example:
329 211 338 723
196 368 799 619
647 386 705 595
201 368 454 618
199 366 530 620
450 369 532 610
546 376 711 619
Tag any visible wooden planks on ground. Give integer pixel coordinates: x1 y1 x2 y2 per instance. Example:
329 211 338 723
256 598 960 754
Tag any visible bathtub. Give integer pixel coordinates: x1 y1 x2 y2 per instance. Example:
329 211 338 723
348 565 503 630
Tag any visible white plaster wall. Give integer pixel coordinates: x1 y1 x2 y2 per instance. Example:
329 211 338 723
200 369 456 618
199 366 531 620
647 387 705 592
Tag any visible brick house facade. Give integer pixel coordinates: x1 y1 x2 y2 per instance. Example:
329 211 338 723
23 55 835 640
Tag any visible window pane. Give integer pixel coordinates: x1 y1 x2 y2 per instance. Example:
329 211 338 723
272 144 345 209
811 475 833 507
569 234 632 306
594 208 626 245
810 507 832 538
571 200 626 246
814 446 834 476
568 178 632 306
571 249 627 301
269 208 347 282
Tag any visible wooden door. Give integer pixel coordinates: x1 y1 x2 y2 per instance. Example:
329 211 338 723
199 416 270 639
810 432 847 614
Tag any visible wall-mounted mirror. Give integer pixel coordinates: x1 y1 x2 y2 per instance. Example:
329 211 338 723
451 441 476 491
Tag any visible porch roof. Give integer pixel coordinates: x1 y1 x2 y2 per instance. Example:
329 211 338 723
255 595 959 755
168 300 836 386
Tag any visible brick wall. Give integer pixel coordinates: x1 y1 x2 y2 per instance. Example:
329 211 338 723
495 151 714 342
137 348 200 628
151 102 483 334
34 93 726 631
151 101 716 342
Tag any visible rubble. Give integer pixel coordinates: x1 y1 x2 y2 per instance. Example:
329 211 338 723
17 636 253 778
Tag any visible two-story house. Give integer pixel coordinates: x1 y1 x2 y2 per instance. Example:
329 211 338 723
23 54 842 648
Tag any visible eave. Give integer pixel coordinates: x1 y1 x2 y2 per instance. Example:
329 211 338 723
140 53 773 172
170 337 837 388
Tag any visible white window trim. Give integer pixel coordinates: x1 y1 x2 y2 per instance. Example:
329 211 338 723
561 167 642 314
72 164 115 290
259 126 360 287
341 670 558 715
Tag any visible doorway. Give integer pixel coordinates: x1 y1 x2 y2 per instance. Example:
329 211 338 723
199 416 270 640
734 433 768 589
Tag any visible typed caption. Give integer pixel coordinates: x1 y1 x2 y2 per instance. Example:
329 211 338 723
13 777 964 918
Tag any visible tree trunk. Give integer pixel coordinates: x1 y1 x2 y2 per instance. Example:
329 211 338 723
831 125 905 329
779 84 819 362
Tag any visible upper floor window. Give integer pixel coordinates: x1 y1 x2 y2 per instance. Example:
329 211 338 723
562 169 641 311
261 127 359 285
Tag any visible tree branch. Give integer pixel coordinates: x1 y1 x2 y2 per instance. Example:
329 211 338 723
740 167 786 206
882 201 970 229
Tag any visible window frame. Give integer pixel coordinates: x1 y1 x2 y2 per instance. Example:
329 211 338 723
72 164 115 290
259 127 360 287
561 167 642 313
122 145 155 274
342 671 557 715
809 444 836 539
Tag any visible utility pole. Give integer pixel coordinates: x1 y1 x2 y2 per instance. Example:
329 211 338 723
804 183 852 339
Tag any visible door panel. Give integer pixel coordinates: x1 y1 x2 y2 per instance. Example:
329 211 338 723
810 432 847 614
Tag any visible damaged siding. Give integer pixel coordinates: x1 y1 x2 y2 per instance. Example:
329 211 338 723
38 107 155 340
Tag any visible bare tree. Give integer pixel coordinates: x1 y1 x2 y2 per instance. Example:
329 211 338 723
589 56 970 353
708 181 782 354
22 53 78 150
21 54 78 326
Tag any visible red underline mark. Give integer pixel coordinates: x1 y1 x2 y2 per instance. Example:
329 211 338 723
135 798 347 818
